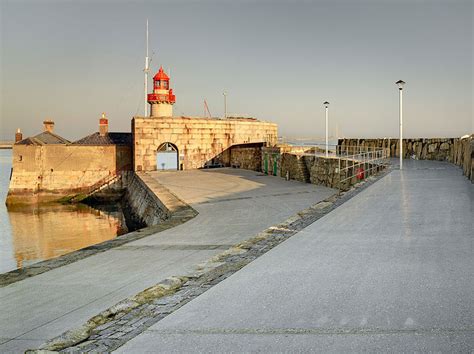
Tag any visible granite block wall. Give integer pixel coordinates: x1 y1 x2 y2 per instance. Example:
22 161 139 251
278 152 382 190
338 136 473 182
7 144 132 204
132 116 278 171
123 172 169 226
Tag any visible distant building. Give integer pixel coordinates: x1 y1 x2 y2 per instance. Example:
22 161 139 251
7 116 132 204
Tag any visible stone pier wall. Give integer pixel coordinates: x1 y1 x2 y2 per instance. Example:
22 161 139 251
338 136 473 182
123 172 169 227
276 152 382 189
122 172 197 228
226 144 263 171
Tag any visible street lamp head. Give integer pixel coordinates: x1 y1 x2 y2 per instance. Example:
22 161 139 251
323 101 330 107
396 80 406 90
223 91 227 96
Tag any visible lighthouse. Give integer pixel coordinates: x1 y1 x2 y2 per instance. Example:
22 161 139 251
147 66 176 117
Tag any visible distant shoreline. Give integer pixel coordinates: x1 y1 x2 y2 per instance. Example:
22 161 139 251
0 143 13 149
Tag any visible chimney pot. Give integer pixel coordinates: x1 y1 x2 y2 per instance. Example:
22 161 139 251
43 120 55 133
15 128 23 143
99 112 108 136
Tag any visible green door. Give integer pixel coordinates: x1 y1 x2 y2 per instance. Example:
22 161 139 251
264 154 268 174
273 155 278 176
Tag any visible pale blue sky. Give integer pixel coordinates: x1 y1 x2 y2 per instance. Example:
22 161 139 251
0 0 472 141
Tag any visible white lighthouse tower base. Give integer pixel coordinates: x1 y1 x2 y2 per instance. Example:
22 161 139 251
151 102 173 117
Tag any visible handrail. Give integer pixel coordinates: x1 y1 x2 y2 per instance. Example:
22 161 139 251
337 147 390 191
70 171 122 202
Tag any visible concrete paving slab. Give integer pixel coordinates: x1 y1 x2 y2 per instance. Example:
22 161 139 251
132 169 332 246
0 339 44 354
0 168 335 352
118 161 473 352
115 331 473 353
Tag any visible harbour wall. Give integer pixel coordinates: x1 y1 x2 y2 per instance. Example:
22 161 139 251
261 147 382 190
338 136 473 182
219 143 263 171
123 172 169 226
278 154 381 189
6 144 132 205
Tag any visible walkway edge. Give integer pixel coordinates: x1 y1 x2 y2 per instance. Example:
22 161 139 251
29 169 391 353
0 172 198 288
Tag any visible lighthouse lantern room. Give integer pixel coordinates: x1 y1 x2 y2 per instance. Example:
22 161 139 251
147 66 176 117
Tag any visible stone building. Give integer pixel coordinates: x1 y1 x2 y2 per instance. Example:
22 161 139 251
7 67 278 203
7 117 132 204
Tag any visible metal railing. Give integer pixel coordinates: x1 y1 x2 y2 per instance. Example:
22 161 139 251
281 144 390 191
147 93 176 103
337 146 390 191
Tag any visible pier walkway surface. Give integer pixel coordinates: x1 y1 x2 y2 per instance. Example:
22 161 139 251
0 168 335 353
119 160 473 352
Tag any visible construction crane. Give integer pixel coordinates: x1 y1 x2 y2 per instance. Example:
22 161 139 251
203 99 212 118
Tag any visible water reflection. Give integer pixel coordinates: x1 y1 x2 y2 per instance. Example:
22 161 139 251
1 149 131 273
5 203 128 272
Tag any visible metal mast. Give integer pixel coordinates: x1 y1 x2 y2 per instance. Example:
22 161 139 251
396 80 405 170
323 101 330 158
144 19 150 117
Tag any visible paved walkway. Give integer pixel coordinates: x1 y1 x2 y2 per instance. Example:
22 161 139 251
119 161 473 352
0 168 335 353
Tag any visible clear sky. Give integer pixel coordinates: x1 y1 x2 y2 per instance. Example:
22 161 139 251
0 0 472 141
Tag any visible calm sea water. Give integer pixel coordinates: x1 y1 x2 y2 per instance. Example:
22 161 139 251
0 149 128 274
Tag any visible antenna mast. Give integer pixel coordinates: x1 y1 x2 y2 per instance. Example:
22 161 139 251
144 19 149 117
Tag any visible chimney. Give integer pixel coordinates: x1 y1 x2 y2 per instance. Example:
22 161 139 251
15 128 23 143
43 120 54 133
99 112 108 136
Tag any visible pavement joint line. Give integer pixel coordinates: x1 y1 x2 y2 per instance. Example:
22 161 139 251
114 244 234 251
198 190 318 204
146 327 474 335
7 251 191 345
25 257 196 346
28 168 391 354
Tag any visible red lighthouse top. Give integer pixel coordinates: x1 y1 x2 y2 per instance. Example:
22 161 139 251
153 66 169 81
147 66 176 104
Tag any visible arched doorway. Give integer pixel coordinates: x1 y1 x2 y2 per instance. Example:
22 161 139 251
156 142 178 170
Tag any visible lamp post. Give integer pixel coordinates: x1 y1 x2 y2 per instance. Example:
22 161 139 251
223 91 227 119
396 80 405 170
323 101 330 157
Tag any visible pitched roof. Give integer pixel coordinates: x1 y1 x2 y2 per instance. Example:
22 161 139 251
72 132 132 146
16 131 70 145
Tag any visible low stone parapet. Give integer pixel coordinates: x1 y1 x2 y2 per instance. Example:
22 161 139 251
278 153 383 190
338 136 473 182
